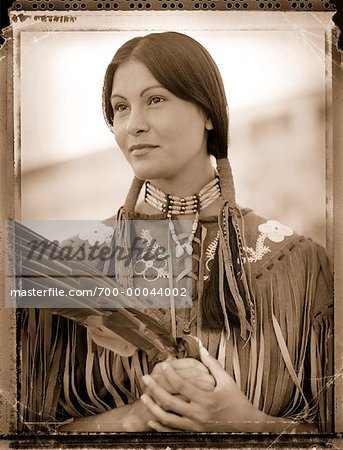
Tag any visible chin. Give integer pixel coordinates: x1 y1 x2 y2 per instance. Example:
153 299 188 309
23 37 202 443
130 161 173 181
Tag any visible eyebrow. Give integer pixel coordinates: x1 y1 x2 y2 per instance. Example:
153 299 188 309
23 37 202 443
110 84 166 101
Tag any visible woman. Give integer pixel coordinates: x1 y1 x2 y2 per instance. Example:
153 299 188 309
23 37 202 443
21 32 333 433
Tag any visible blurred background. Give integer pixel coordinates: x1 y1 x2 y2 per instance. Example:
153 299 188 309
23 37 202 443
20 25 328 244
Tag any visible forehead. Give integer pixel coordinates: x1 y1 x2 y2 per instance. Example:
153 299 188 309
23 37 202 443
111 60 159 96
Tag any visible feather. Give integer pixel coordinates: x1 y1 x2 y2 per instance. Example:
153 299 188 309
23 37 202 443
14 221 200 365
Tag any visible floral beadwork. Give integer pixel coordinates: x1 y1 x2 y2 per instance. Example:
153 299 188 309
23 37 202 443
244 220 293 263
204 231 220 280
78 223 114 246
133 229 169 282
244 233 271 263
258 220 293 243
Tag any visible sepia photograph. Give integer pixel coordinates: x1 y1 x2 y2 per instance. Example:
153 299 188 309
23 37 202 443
0 5 342 448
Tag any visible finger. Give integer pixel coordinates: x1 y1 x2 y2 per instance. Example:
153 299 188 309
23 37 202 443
160 362 203 401
150 373 178 395
174 367 200 379
151 359 175 376
144 385 169 406
193 377 216 391
174 394 189 402
169 358 209 374
199 345 227 383
174 367 215 390
144 383 183 406
147 420 179 432
141 394 196 431
151 368 214 394
195 372 216 386
142 375 192 417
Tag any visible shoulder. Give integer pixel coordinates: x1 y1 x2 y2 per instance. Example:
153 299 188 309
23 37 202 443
241 209 319 269
58 217 117 270
241 209 332 316
59 217 117 247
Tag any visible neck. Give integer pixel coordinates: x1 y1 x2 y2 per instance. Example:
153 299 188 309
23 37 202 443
151 157 216 197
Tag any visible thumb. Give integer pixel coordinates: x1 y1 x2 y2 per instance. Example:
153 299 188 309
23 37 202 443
199 345 227 383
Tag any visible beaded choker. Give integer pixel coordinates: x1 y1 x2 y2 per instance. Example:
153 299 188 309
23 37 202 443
144 177 221 218
144 178 221 258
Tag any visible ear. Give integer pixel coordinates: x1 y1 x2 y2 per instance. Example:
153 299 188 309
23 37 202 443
205 116 213 131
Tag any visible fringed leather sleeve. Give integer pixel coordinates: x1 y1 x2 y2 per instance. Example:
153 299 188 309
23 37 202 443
19 220 120 432
20 216 156 432
238 212 334 432
19 309 68 432
308 246 334 433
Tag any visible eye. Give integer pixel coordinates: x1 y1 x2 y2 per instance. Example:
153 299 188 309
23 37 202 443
148 96 165 106
113 103 129 113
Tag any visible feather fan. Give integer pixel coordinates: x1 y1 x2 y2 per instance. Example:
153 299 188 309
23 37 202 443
13 221 200 365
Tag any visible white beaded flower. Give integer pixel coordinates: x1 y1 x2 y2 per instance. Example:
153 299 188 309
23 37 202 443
133 229 169 282
78 223 114 246
134 257 168 282
258 220 293 243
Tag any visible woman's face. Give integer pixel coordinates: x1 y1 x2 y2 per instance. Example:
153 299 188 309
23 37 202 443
110 60 212 181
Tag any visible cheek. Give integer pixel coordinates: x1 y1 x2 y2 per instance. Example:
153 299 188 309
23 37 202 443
113 124 127 151
172 108 206 142
173 120 206 152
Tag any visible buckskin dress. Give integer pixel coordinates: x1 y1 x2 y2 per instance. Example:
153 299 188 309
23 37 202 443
19 203 333 433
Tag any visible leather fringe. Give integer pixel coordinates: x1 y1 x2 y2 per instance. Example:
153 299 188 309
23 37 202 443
201 158 255 339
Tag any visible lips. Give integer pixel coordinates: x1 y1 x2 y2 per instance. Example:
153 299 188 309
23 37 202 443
129 144 159 156
129 143 158 151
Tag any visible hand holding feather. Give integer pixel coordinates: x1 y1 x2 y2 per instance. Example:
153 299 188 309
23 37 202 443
150 358 215 393
142 345 315 432
141 345 269 432
60 357 214 432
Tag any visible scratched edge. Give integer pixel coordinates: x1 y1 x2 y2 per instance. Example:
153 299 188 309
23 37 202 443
332 20 343 443
1 2 343 449
0 8 18 442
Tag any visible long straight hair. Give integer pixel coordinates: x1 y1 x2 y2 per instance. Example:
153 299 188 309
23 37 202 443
103 32 229 159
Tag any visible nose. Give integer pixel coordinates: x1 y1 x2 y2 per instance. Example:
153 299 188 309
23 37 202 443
126 107 150 136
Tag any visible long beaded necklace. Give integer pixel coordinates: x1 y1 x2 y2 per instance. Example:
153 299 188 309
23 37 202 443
144 177 221 258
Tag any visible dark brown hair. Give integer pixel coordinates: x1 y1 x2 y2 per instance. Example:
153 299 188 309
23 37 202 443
103 32 229 159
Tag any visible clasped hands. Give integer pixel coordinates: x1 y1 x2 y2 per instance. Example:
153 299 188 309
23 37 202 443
140 344 268 432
